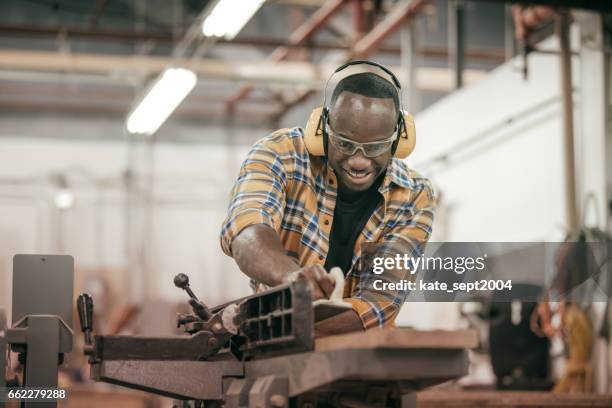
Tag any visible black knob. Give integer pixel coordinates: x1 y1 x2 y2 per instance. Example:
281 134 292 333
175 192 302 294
174 273 189 289
174 274 212 320
174 273 198 300
77 293 94 346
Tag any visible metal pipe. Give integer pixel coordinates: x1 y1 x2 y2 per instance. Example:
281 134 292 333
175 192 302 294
400 21 420 112
448 0 466 89
557 10 578 232
504 4 515 61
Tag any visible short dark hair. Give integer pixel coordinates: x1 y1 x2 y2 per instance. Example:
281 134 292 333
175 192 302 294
330 72 400 114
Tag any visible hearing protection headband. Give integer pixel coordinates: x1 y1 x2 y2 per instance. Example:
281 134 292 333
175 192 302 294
304 60 416 159
322 60 403 108
323 60 405 155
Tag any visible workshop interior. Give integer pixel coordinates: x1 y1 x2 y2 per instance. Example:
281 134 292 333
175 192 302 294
1 0 612 407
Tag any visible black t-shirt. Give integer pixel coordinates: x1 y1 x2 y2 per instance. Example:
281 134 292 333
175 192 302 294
324 175 383 275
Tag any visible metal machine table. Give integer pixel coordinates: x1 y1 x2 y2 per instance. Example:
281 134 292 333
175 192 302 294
92 328 477 408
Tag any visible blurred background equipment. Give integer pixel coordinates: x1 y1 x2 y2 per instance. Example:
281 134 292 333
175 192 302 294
553 302 594 393
458 284 553 391
4 255 74 403
488 295 552 390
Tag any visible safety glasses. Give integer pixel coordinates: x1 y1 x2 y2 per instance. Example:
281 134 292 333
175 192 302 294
326 122 397 158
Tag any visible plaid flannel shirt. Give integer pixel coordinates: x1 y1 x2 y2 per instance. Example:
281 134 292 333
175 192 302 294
220 127 435 328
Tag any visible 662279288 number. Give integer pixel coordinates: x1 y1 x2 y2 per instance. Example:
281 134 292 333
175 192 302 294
4 388 67 401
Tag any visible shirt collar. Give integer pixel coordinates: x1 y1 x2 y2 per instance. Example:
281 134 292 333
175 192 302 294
383 158 413 190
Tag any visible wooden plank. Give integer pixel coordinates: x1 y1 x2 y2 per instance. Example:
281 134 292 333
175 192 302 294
417 391 612 407
63 385 160 408
315 328 478 352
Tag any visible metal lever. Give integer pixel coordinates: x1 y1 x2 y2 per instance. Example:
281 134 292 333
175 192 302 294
174 273 199 300
77 293 94 346
174 274 212 320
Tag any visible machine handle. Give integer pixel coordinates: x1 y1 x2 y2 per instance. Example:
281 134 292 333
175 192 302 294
77 293 94 346
174 274 212 320
174 273 199 300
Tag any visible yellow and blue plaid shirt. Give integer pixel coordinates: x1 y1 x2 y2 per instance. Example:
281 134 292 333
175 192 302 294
220 127 435 328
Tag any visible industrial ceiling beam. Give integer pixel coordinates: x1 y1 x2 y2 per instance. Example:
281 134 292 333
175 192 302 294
351 0 430 58
224 0 346 113
0 82 279 105
0 49 331 86
0 49 487 91
467 0 611 12
0 24 175 42
271 0 430 122
286 0 346 49
0 101 279 128
0 25 506 61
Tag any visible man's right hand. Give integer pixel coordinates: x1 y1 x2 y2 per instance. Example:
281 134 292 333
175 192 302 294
285 265 336 301
230 225 337 299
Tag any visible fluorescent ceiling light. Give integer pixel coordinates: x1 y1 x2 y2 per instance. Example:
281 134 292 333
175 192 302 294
202 0 266 40
126 67 197 135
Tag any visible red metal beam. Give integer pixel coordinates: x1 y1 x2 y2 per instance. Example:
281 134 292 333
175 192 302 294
224 0 346 113
286 0 346 48
272 0 430 122
0 24 505 61
352 0 430 58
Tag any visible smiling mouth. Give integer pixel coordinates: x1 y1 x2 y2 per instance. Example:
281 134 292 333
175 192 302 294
343 168 373 183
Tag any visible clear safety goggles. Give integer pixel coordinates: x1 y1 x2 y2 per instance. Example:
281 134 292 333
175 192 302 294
326 122 397 158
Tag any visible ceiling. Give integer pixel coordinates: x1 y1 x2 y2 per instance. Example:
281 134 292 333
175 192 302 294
0 0 509 128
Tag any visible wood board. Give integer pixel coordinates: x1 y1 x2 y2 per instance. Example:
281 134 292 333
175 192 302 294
417 391 612 407
315 328 479 352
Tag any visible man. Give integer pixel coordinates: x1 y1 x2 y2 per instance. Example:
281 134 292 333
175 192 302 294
220 69 435 336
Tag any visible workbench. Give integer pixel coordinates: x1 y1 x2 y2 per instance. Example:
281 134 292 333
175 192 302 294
417 390 612 408
92 328 478 408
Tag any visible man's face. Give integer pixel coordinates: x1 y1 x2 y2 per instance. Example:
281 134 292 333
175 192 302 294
327 91 397 193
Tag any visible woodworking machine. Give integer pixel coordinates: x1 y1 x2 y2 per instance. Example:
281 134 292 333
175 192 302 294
77 274 475 408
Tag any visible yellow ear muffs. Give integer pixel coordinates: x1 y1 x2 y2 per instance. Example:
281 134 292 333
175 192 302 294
393 111 416 159
304 106 326 156
305 106 416 159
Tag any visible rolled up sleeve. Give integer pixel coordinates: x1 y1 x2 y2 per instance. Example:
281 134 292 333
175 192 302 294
220 136 288 256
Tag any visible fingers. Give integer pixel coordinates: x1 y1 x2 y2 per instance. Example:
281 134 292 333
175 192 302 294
296 265 337 300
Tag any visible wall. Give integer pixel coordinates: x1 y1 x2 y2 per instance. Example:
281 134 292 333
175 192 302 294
395 36 578 331
397 26 612 393
0 38 578 324
0 114 272 323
